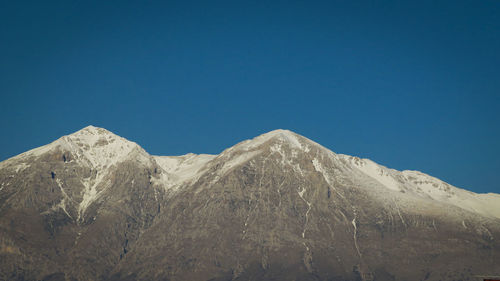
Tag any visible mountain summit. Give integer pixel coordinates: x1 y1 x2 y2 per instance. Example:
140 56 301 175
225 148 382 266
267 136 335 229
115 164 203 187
1 127 499 281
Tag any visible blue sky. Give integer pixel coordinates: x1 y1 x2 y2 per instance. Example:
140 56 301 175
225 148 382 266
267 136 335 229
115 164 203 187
1 0 499 193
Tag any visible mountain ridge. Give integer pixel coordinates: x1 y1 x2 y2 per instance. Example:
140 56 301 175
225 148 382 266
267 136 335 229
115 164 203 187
2 126 499 219
1 126 499 280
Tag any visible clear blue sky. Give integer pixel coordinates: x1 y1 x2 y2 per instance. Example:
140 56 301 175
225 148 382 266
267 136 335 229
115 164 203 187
1 1 499 193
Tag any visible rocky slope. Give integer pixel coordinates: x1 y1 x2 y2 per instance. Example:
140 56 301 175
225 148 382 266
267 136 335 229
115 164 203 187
0 126 499 281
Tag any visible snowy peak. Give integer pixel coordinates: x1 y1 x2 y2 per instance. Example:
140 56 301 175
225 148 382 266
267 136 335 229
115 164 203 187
1 127 499 220
209 129 314 177
59 125 149 170
63 125 131 149
0 125 149 173
66 125 116 141
226 129 314 154
2 130 500 281
249 129 307 149
218 130 500 220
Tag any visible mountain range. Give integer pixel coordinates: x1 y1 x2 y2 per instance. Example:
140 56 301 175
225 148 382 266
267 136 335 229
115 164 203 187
0 126 499 281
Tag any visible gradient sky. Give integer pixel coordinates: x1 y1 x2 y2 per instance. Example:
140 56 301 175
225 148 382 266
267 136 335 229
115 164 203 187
1 1 499 193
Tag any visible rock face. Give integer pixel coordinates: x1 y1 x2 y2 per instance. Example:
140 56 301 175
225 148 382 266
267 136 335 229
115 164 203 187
0 126 499 281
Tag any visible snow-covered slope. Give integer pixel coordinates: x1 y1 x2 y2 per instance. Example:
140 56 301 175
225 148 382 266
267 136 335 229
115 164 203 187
210 129 500 220
60 125 151 169
0 126 154 221
1 125 149 170
1 126 500 281
152 153 216 189
337 154 500 219
1 127 499 220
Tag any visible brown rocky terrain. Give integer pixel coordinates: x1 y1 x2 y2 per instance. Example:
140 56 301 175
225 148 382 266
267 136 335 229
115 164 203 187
0 126 499 281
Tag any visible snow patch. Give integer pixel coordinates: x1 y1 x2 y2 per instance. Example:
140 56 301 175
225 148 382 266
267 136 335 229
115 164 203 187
219 150 262 176
312 157 346 200
62 126 149 170
297 186 312 238
2 126 500 223
41 178 73 219
77 172 110 222
312 158 331 184
402 170 500 219
232 129 305 152
55 178 73 219
345 157 401 191
14 163 30 173
153 153 216 189
351 216 362 258
336 154 500 220
4 126 148 172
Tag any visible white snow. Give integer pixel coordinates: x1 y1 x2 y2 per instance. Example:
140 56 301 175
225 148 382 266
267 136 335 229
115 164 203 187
312 158 332 185
77 172 110 222
0 158 31 173
399 170 500 219
341 156 401 191
0 126 152 222
336 154 500 220
6 126 148 170
62 126 150 170
297 186 312 238
392 198 407 227
233 129 304 151
58 126 151 221
153 153 216 189
351 216 362 258
41 178 73 219
2 126 500 223
311 157 349 201
220 150 262 176
55 178 73 219
14 163 30 173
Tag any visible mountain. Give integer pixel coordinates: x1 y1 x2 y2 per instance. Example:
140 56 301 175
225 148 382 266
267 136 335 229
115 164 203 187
0 126 499 281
